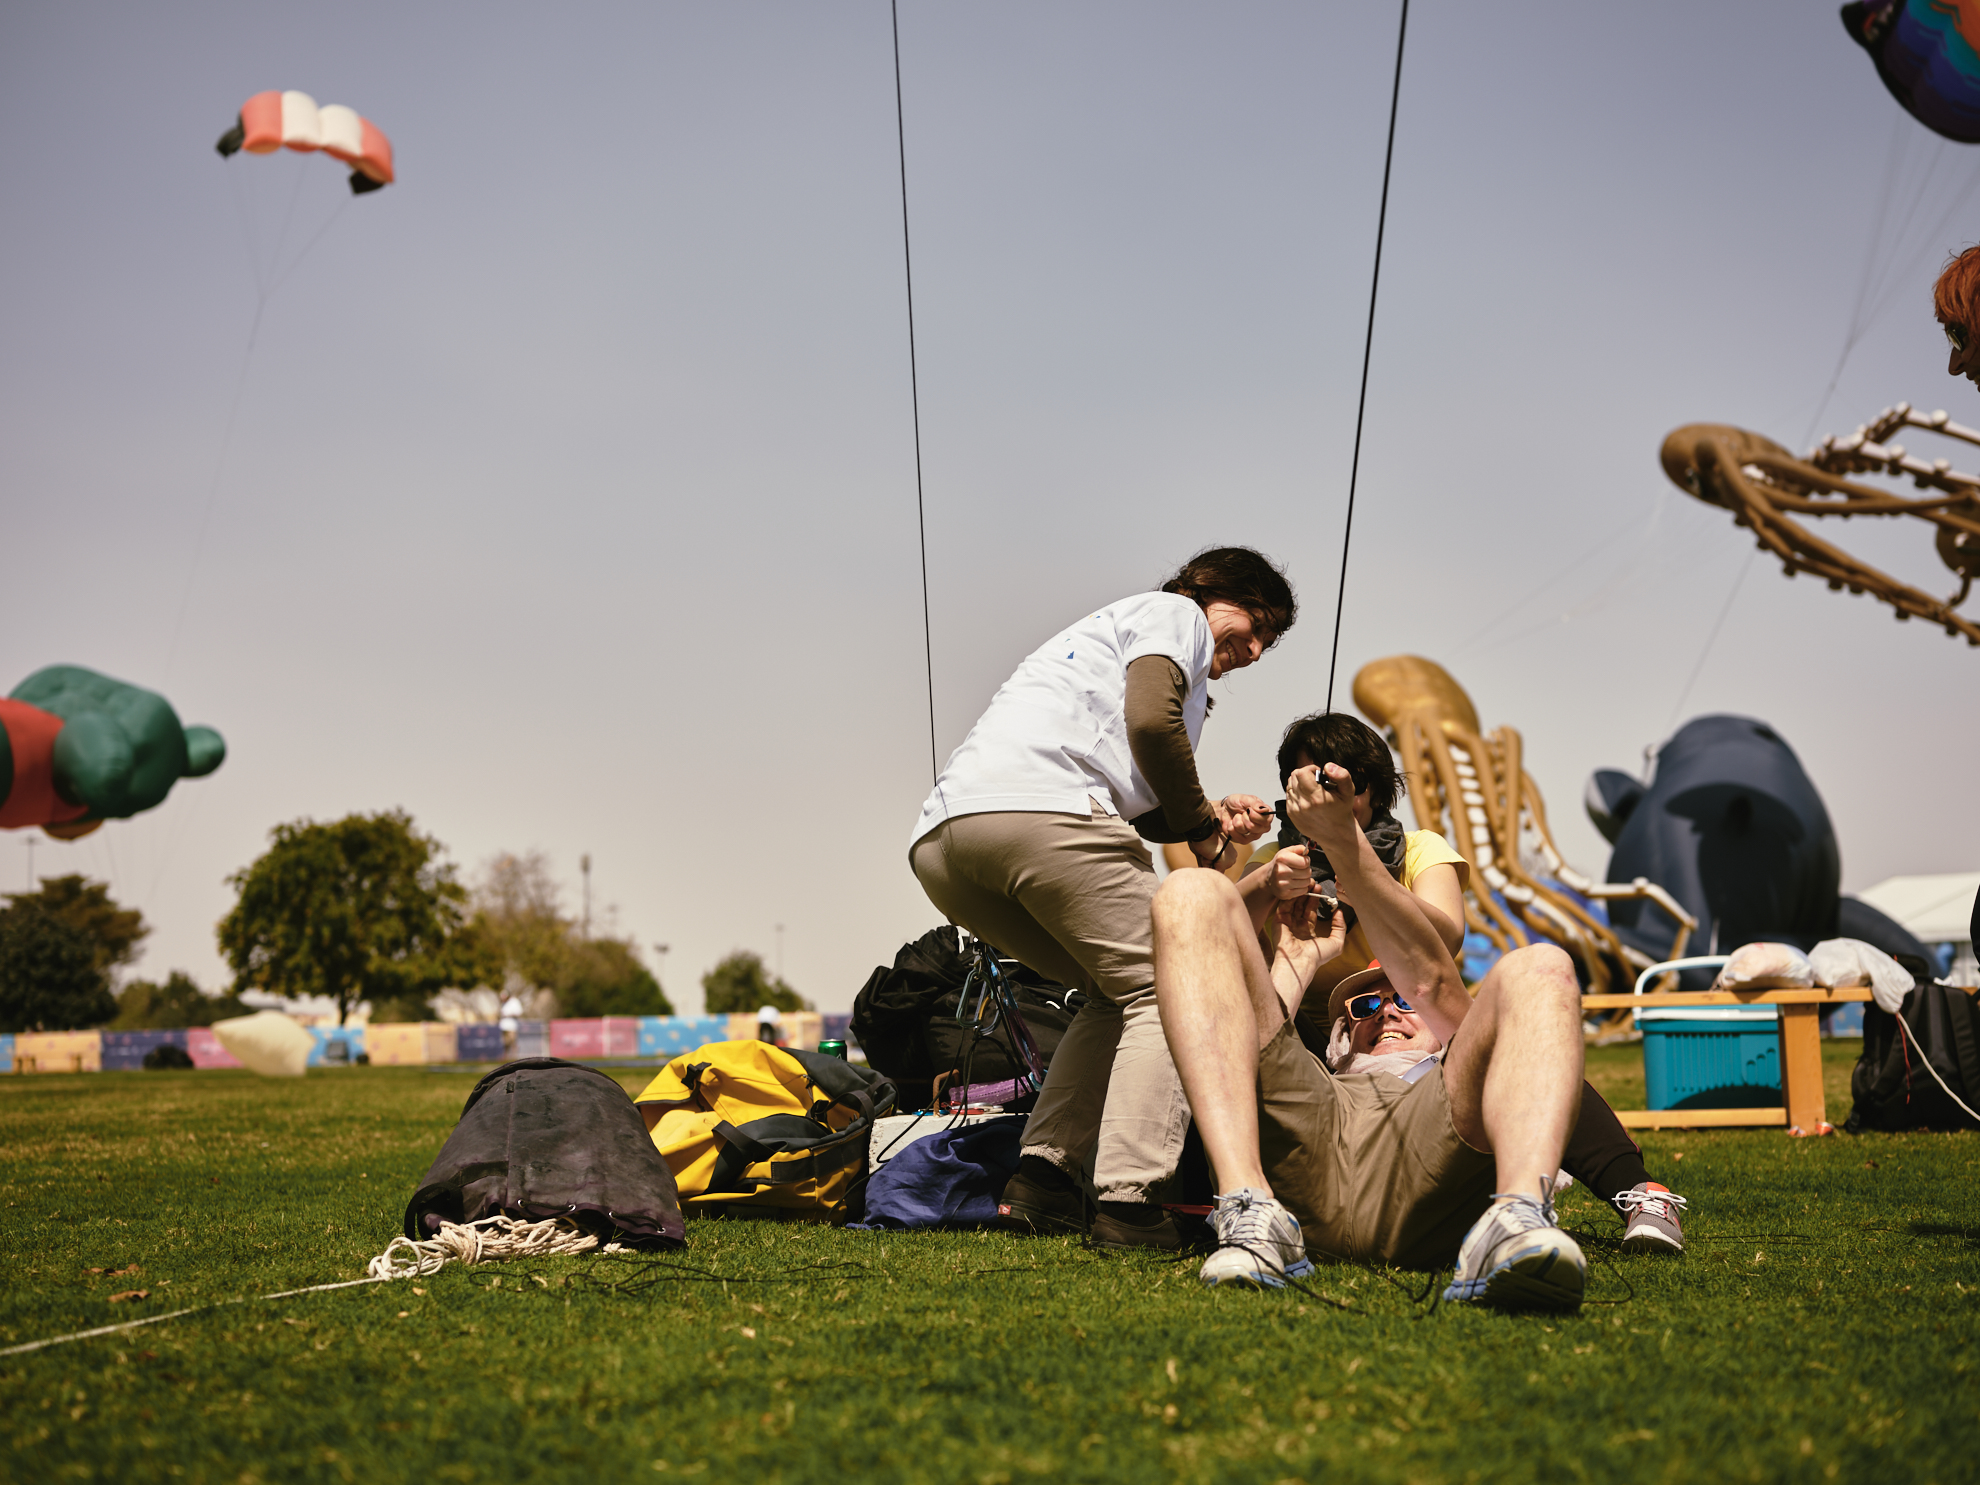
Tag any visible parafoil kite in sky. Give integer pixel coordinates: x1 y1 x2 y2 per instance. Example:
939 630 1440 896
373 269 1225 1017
0 667 225 839
215 90 395 194
1843 1 1980 143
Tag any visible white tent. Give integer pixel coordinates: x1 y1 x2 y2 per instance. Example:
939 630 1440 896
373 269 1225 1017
1856 873 1980 945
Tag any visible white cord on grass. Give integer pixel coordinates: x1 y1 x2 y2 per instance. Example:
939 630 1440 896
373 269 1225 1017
0 1216 614 1359
0 1276 389 1358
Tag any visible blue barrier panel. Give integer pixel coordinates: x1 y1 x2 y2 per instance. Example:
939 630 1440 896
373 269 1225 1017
309 1025 366 1068
636 1016 729 1058
455 1024 505 1062
1826 1002 1866 1038
0 1034 12 1074
101 1030 190 1071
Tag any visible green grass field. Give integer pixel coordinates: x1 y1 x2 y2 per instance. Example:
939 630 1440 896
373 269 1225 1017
1 1044 1975 1484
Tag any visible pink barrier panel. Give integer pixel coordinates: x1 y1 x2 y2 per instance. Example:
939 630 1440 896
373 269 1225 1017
601 1017 639 1058
549 1019 604 1059
185 1028 243 1070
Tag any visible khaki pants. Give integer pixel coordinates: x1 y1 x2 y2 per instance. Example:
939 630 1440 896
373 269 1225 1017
909 804 1191 1203
1256 1021 1496 1270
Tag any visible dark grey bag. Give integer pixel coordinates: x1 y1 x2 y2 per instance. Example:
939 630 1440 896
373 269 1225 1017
402 1058 685 1246
1846 959 1980 1135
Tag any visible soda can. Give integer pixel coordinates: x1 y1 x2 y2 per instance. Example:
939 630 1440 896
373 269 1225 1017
817 1039 848 1060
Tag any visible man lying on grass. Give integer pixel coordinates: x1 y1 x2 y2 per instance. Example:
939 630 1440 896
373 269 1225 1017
1152 756 1591 1311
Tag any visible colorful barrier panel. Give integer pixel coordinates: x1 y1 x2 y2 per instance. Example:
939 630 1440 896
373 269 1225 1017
185 1027 243 1069
102 1029 190 1070
513 1020 549 1059
635 1015 729 1058
546 1017 643 1060
601 1016 639 1058
14 1030 103 1074
368 1022 458 1066
308 1025 366 1067
0 1034 14 1074
549 1018 604 1060
15 1031 102 1074
715 1010 823 1048
455 1024 505 1062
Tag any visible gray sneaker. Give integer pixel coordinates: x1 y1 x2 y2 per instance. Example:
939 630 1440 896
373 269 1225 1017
1615 1181 1687 1254
1197 1188 1316 1289
1442 1193 1586 1311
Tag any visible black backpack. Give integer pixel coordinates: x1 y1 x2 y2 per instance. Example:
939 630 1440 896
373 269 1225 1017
849 926 1083 1087
403 1058 686 1245
1845 957 1980 1134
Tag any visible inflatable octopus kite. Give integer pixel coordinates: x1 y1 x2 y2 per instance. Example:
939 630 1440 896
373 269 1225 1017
0 666 224 839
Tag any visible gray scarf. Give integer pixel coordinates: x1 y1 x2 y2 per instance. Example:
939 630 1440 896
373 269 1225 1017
1273 802 1408 884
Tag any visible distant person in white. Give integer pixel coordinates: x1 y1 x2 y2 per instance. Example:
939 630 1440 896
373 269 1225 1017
908 546 1296 1251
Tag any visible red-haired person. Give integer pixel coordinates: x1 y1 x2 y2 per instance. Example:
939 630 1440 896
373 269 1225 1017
1936 244 1980 391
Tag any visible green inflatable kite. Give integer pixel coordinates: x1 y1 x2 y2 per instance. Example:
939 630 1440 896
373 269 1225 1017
0 666 224 838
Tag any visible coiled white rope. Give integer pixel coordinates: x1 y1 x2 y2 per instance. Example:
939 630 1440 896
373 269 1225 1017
365 1214 622 1280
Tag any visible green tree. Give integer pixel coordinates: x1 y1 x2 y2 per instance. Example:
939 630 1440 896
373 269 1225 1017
109 971 248 1030
462 851 672 1016
560 939 671 1017
2 875 147 977
217 810 470 1026
0 901 117 1032
701 950 808 1014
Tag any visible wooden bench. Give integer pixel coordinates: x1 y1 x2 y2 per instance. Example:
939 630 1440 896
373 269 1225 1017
1579 987 1872 1131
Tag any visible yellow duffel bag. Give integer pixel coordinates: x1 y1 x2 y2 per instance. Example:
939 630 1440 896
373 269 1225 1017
636 1040 896 1223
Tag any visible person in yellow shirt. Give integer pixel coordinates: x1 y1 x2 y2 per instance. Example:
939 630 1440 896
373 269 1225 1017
1269 716 1467 1057
1163 712 1467 1045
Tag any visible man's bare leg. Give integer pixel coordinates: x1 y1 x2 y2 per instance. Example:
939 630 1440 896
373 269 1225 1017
1440 943 1584 1201
1437 944 1589 1310
1149 870 1288 1195
1153 869 1317 1288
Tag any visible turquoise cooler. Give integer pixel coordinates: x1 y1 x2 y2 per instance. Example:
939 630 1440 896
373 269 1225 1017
1639 1006 1781 1110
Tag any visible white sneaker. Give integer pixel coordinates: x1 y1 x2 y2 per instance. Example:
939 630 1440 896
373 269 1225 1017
1442 1193 1586 1311
1615 1181 1687 1254
1197 1188 1316 1290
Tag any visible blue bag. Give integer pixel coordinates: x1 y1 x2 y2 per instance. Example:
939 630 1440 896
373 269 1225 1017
849 1114 1025 1230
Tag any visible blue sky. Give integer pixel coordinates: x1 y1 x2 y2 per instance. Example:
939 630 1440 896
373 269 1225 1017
5 2 1976 1010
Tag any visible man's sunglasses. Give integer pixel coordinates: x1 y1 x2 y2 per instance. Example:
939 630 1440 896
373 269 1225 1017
1949 322 1970 355
1346 987 1416 1021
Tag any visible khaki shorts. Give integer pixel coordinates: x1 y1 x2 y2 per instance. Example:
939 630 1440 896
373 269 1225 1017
1256 1022 1496 1270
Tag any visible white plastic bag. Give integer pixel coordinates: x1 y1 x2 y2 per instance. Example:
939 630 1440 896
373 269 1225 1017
1714 941 1814 991
1809 938 1913 1013
211 1010 314 1077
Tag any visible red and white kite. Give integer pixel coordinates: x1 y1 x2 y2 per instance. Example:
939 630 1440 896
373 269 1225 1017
216 91 394 194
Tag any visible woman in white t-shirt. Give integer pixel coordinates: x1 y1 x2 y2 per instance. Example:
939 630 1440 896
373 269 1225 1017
908 546 1296 1250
